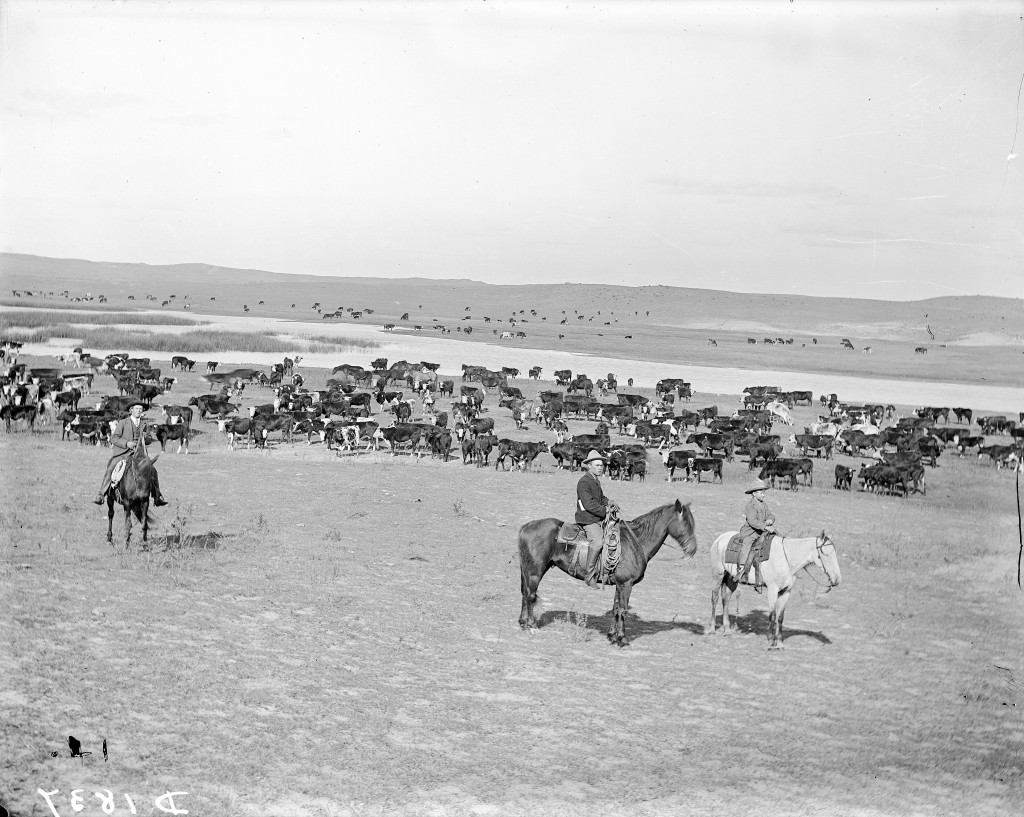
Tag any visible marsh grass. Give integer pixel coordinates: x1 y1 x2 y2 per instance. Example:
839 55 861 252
0 321 382 354
0 310 200 327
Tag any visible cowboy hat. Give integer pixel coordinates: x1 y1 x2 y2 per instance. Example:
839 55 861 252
581 449 609 465
745 478 768 494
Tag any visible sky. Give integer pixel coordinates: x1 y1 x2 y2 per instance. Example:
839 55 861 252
1 1 1022 301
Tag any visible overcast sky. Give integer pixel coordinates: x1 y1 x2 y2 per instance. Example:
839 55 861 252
1 1 1021 300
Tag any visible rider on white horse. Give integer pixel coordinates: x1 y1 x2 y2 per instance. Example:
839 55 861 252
736 478 774 589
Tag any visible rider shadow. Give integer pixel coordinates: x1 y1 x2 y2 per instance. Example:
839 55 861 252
537 609 705 642
729 609 832 645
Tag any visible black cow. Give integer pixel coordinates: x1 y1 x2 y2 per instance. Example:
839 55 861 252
685 432 733 461
834 464 853 490
188 395 238 420
747 441 782 471
473 433 495 467
381 424 421 455
688 457 723 483
155 423 190 454
660 449 699 482
495 440 549 472
759 459 802 490
1 404 37 433
792 433 834 459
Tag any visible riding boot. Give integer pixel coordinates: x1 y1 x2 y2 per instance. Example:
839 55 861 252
584 543 603 588
151 474 169 507
739 550 756 585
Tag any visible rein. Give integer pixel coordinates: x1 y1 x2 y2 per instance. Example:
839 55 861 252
782 535 837 589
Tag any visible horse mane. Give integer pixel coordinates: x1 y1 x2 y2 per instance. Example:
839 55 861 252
624 502 675 542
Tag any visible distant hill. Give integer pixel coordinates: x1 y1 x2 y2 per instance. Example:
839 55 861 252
3 252 1022 345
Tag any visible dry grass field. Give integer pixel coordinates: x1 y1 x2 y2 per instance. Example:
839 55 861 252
2 338 1023 816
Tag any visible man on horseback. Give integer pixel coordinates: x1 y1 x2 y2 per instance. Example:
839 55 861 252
93 401 169 506
736 478 774 589
576 449 619 588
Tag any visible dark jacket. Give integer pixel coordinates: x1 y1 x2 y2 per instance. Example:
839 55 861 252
576 472 610 525
109 416 153 458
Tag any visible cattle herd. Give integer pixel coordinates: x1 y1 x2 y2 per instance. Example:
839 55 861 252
1 341 1023 500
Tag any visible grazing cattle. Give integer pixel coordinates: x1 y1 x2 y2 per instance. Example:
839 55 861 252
529 366 542 380
380 424 422 455
217 417 254 449
759 459 802 490
834 464 853 490
251 414 296 448
952 407 973 424
858 464 909 496
61 373 95 393
915 347 927 354
661 449 699 482
171 356 196 371
494 440 550 472
747 338 757 344
472 433 496 466
1 404 37 433
688 457 724 483
188 395 238 420
791 433 834 459
746 441 783 470
54 388 82 412
501 367 520 380
155 423 189 454
685 432 734 461
954 434 985 457
979 444 1019 469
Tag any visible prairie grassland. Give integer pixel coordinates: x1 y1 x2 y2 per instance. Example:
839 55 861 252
2 357 1022 816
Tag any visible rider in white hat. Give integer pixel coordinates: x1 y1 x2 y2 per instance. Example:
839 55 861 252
93 400 169 506
575 449 619 587
736 478 774 588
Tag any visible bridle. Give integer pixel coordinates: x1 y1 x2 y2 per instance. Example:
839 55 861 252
804 534 839 590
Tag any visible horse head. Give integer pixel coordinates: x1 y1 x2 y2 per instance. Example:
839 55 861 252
814 530 842 590
671 498 698 556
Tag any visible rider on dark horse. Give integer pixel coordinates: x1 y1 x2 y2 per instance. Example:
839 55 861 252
93 400 169 507
576 449 619 588
736 478 774 590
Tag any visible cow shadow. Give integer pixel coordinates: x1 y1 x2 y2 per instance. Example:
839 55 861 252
726 609 832 644
537 608 705 642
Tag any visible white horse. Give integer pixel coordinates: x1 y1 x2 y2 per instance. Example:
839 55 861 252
709 530 842 649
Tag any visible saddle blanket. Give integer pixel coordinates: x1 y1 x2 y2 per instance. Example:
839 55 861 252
725 533 774 564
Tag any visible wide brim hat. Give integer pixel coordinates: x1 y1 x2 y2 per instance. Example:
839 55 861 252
582 449 609 465
745 479 768 494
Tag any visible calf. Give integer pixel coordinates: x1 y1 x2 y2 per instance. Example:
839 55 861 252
688 456 723 483
834 464 853 490
473 433 495 467
155 423 190 454
218 417 254 450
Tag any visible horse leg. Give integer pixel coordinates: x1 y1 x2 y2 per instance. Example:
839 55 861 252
124 504 133 549
774 587 792 649
721 582 734 634
519 561 545 630
708 578 723 635
106 495 115 544
141 499 150 543
609 582 633 647
765 587 781 648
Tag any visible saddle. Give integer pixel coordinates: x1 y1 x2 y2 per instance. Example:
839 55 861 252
725 532 774 565
560 520 622 585
556 522 588 545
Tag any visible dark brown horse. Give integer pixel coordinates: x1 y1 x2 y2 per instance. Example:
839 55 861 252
106 446 159 548
518 499 698 646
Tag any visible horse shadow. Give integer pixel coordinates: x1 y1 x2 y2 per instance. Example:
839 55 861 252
144 531 232 552
537 608 705 643
728 609 832 645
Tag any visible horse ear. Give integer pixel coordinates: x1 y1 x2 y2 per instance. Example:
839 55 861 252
820 529 826 539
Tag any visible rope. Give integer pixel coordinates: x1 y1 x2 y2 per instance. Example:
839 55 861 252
602 513 621 574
